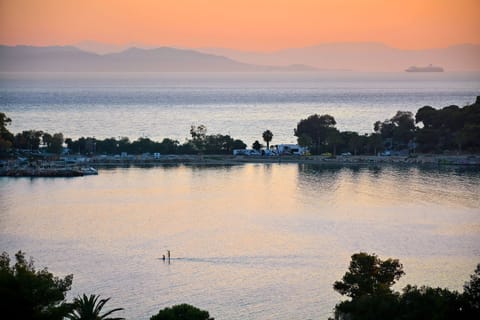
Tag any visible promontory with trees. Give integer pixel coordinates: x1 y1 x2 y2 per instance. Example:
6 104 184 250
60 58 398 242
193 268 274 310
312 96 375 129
1 96 479 165
1 250 478 320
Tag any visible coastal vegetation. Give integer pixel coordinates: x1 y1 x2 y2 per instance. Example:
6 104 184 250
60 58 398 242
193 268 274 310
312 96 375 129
1 97 479 159
262 130 273 150
331 252 480 320
67 294 124 320
150 304 213 320
0 250 73 320
1 250 478 319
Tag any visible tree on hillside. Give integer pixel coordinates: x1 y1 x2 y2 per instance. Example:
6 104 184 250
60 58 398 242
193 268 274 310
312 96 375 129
398 285 462 320
66 294 124 320
0 251 73 319
150 304 213 320
333 252 404 299
262 130 273 150
463 263 480 317
333 252 404 320
294 114 336 154
330 253 480 320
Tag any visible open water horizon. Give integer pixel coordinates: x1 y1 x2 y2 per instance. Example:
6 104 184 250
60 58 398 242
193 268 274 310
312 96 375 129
1 71 479 145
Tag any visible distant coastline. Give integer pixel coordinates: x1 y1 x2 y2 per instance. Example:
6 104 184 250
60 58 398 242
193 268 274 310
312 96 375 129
1 43 480 72
2 95 480 178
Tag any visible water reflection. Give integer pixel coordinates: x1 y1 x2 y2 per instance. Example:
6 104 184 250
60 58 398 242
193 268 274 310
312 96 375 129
296 164 480 210
0 164 479 320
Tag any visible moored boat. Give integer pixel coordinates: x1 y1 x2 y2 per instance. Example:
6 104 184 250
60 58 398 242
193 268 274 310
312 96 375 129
80 167 98 175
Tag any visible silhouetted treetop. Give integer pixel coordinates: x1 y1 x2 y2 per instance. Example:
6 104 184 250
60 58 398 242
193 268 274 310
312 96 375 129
333 252 404 298
0 250 73 320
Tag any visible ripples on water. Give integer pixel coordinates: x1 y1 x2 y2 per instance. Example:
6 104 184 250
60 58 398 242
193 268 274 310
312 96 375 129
1 72 479 144
0 164 479 319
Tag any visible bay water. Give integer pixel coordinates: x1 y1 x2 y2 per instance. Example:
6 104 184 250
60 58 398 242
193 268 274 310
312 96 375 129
1 72 480 319
0 164 479 319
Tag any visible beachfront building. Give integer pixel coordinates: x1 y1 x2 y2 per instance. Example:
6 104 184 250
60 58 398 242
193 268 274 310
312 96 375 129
276 144 308 155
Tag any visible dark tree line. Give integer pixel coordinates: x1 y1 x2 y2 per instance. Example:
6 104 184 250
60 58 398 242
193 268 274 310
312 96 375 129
415 98 480 153
295 96 480 155
62 126 246 156
332 252 480 320
64 129 246 156
1 250 479 319
0 117 247 157
2 96 479 158
0 251 212 320
0 125 64 156
294 114 384 156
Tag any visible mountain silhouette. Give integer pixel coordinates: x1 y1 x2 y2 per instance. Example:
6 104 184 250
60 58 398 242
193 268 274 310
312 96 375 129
198 42 480 71
0 45 317 72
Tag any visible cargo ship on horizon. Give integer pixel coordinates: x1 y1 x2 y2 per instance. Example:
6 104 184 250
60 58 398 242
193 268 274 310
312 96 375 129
405 64 444 72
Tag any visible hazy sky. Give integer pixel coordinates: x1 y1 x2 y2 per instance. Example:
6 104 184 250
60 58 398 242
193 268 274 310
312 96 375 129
1 0 479 51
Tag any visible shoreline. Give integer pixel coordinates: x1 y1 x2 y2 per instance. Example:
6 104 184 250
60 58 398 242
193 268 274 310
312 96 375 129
2 154 479 177
90 153 480 166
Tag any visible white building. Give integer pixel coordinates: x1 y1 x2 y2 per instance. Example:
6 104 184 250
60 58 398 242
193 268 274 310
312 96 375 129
276 144 308 155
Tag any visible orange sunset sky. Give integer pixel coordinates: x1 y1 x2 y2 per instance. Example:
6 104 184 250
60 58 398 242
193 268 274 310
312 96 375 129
0 0 479 51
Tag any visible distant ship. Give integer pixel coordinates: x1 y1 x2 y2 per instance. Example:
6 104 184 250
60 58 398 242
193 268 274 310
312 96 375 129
405 64 444 72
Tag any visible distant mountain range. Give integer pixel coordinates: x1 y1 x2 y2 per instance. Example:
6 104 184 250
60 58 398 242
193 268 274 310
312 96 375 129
1 42 479 72
198 42 480 72
0 45 316 72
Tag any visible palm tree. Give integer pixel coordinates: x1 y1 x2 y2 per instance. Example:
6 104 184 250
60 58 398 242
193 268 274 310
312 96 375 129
67 294 124 320
262 130 273 150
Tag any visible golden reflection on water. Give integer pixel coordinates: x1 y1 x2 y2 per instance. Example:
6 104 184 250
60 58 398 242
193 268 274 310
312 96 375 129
0 164 479 319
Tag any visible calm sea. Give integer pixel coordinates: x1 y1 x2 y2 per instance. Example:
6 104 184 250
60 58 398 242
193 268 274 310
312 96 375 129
0 164 479 319
1 71 479 144
1 72 480 319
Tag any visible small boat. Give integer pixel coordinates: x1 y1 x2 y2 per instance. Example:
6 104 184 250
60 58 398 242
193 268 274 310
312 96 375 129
80 167 98 175
405 64 444 72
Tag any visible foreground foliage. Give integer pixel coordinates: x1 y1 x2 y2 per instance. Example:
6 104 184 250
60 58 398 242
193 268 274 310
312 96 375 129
150 304 214 320
333 252 480 320
2 250 479 319
0 250 73 319
333 252 404 298
67 294 124 320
